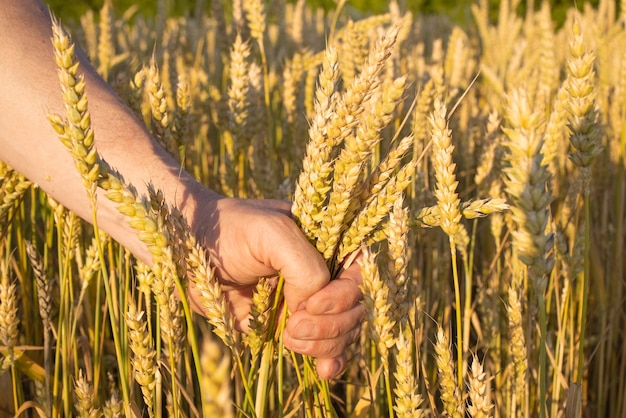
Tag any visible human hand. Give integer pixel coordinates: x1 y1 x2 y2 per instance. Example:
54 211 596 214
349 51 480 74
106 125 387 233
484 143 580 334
282 257 363 379
187 195 364 379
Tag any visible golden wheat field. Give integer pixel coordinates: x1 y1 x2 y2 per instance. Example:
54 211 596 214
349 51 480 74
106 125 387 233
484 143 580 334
0 0 625 416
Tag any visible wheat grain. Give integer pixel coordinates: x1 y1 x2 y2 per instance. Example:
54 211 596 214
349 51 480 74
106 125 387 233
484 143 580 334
173 74 191 149
0 169 31 224
338 160 415 262
444 27 472 95
343 75 409 219
460 198 510 219
102 371 123 418
536 2 559 104
184 232 236 348
1 3 624 416
25 241 52 331
80 9 98 63
411 76 439 145
128 67 146 118
361 134 415 207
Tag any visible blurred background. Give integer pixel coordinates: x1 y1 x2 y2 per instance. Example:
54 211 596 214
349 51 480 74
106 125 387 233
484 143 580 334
46 0 601 26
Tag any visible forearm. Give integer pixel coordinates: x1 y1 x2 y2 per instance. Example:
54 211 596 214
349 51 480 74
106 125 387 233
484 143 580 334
0 0 216 263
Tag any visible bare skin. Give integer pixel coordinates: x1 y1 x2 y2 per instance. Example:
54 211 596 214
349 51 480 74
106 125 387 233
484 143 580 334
0 0 363 379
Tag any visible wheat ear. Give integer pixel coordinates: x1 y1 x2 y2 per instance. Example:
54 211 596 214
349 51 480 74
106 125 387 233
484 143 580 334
200 336 234 418
0 276 19 370
467 355 494 418
434 327 464 418
507 285 527 409
393 325 425 417
247 277 273 361
126 304 157 416
359 246 396 367
565 19 602 190
337 159 416 263
49 18 99 201
74 369 101 418
386 197 411 325
316 26 399 261
292 46 340 243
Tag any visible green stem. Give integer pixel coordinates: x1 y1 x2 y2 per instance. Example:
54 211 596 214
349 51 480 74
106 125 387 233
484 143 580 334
384 369 394 418
320 378 336 418
537 286 547 418
277 304 288 418
234 347 256 415
172 276 204 412
92 272 103 396
290 351 313 418
165 333 180 418
91 218 131 409
255 342 274 418
577 193 591 382
370 340 377 418
11 363 19 415
257 41 275 157
462 220 477 353
450 240 463 389
329 0 347 43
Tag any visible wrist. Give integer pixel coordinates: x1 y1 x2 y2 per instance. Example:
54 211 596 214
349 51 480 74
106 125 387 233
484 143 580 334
172 174 222 243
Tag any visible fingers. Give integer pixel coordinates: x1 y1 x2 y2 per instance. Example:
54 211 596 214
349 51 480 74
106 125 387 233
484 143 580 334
250 207 331 313
283 302 364 379
206 197 330 314
283 316 361 379
282 251 364 379
286 301 364 341
304 260 363 315
197 196 365 381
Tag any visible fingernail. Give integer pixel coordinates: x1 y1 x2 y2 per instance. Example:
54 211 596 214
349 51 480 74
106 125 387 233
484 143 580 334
297 301 307 311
